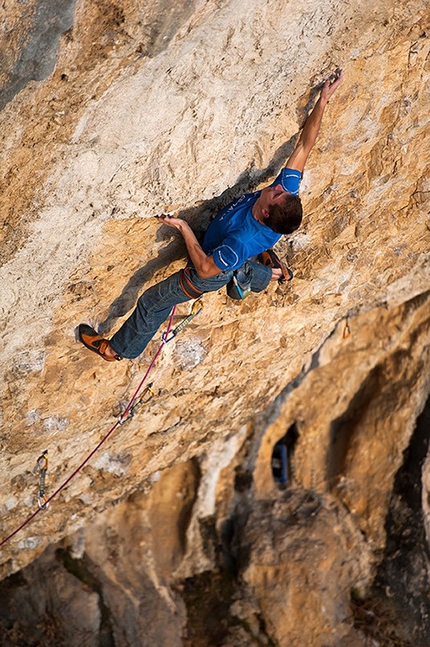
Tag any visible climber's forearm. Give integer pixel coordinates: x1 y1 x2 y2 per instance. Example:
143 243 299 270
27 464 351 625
158 216 220 278
286 69 344 173
180 223 220 278
287 96 328 171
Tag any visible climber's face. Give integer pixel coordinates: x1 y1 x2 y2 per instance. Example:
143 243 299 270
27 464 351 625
256 184 290 219
263 184 290 204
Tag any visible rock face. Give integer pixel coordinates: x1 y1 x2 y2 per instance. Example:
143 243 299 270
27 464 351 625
0 0 429 645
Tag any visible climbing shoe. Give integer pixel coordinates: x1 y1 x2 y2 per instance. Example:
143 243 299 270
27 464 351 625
78 324 122 362
257 248 293 283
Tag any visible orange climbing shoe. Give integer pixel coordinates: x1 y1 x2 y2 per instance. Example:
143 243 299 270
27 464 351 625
78 324 122 362
258 248 293 283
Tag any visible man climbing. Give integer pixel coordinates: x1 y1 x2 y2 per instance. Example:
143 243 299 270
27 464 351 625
78 69 343 361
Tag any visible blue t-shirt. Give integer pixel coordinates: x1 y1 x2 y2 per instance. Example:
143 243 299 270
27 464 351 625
202 168 301 271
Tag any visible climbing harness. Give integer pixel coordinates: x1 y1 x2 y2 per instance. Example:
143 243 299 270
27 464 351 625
33 450 49 510
0 304 183 549
162 298 203 343
179 267 205 300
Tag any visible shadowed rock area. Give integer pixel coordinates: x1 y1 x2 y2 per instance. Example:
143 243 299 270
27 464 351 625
0 0 77 111
0 0 429 645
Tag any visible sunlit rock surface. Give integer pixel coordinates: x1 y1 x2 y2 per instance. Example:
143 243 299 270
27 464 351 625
0 0 429 645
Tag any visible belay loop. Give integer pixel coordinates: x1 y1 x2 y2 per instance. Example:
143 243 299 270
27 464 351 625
33 450 49 510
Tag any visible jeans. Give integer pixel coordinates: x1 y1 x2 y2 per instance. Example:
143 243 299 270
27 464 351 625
109 260 272 359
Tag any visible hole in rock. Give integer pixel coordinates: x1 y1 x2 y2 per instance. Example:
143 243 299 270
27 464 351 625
326 365 382 488
271 422 299 487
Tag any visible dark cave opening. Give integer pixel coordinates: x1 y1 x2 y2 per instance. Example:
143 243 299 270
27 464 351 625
353 390 430 647
271 422 299 487
326 365 382 488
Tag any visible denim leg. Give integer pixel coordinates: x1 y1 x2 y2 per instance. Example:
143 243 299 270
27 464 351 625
248 260 272 293
109 267 233 359
109 271 190 359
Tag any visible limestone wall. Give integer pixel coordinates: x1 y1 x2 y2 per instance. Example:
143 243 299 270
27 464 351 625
0 0 429 645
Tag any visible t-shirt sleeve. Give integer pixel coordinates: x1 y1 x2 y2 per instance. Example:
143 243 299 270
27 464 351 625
212 237 248 271
271 168 301 195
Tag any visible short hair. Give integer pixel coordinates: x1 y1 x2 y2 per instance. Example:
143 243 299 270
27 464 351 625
266 194 303 235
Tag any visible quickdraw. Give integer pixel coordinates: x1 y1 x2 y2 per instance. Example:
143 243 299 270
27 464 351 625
118 384 154 425
117 300 203 425
0 302 201 549
291 490 322 518
33 450 49 510
162 298 203 343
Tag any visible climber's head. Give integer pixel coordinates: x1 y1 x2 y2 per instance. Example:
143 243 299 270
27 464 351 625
256 184 303 235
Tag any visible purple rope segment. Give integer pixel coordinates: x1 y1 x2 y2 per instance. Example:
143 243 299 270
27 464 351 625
0 306 177 549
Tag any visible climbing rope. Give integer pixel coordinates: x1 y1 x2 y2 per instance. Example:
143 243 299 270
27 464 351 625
0 303 188 550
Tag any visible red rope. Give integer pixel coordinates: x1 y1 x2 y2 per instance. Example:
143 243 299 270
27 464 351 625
0 306 177 550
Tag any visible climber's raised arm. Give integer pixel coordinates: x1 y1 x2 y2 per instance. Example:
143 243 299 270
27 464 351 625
286 68 344 173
